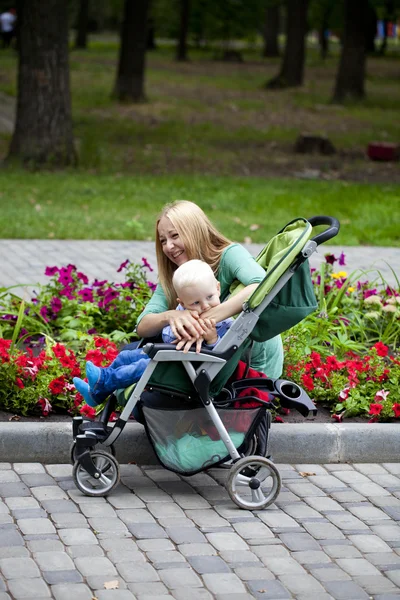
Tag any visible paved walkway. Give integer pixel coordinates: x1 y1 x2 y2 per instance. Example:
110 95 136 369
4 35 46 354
0 240 399 292
1 461 400 599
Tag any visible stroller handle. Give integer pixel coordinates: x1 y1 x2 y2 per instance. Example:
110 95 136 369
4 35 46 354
308 215 340 246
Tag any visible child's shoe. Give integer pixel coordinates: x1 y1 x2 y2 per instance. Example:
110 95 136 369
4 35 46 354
86 361 101 390
72 377 98 407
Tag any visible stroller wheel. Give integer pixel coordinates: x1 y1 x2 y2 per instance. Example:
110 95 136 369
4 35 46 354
70 441 115 465
226 456 281 511
73 450 120 497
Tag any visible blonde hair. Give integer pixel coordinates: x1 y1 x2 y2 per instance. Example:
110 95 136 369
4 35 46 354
156 200 231 308
172 260 216 296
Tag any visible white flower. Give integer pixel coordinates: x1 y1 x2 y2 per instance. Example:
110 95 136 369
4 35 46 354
382 304 397 313
375 390 389 402
364 295 382 306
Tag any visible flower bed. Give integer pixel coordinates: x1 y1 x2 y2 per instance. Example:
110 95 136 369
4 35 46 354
0 253 399 421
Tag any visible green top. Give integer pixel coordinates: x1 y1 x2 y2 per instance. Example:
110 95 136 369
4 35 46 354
136 243 283 378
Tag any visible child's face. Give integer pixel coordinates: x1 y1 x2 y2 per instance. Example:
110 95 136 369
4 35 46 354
177 278 221 314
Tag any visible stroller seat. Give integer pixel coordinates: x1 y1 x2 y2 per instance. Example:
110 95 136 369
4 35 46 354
71 215 339 510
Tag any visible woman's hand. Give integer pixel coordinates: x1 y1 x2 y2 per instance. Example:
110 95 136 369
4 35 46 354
168 309 206 342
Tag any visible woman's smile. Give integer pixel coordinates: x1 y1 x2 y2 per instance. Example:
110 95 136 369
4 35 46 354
158 216 188 266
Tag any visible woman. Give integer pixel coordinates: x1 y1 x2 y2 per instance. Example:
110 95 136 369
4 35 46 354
136 200 283 378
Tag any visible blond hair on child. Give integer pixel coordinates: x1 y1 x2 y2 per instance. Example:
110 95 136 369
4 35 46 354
172 260 215 295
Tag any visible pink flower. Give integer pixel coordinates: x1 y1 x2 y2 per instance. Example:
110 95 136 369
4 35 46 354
45 266 59 276
338 252 346 266
142 257 154 272
40 306 49 322
117 260 130 272
325 253 337 265
77 272 89 284
50 297 62 313
332 413 343 422
59 287 74 300
374 389 389 402
147 281 157 292
78 288 94 302
338 387 350 401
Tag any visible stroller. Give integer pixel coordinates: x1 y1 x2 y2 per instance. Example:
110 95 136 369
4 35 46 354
71 216 339 510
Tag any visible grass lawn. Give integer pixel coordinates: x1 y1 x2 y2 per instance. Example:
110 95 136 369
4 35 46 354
0 37 399 244
0 171 399 246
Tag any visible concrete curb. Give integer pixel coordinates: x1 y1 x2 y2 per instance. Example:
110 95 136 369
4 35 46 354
0 422 399 464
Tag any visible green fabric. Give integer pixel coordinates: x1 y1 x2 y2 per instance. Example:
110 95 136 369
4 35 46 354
155 431 245 472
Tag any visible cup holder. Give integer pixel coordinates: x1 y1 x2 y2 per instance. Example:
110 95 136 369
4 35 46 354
278 381 301 399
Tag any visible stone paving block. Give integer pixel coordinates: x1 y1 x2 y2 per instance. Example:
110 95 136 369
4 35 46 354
275 490 302 504
17 518 56 535
350 482 391 497
7 578 50 598
354 463 389 475
291 550 332 565
116 562 160 583
12 509 47 520
106 493 145 509
202 573 246 594
323 544 362 559
89 518 129 534
279 572 326 595
386 571 400 586
324 581 370 599
309 475 349 489
302 521 345 540
232 521 274 540
371 496 400 508
20 474 56 487
348 504 392 523
278 532 321 551
178 543 217 557
0 547 29 559
188 555 231 574
383 463 400 475
108 549 146 564
333 471 371 484
261 556 307 576
0 471 20 483
325 511 370 531
167 527 206 544
147 551 186 565
34 551 75 571
147 503 185 519
252 509 299 529
304 496 345 512
41 500 78 513
42 570 83 585
0 529 24 547
384 507 400 521
51 512 88 528
159 568 203 589
0 502 7 514
331 490 367 503
31 486 68 501
58 528 98 546
45 465 73 479
172 587 213 600
117 509 156 524
51 583 93 600
206 532 249 551
128 582 169 597
285 482 326 497
246 578 292 599
251 545 289 559
158 517 196 529
295 464 328 474
67 545 105 559
185 509 229 529
0 514 13 525
86 576 127 590
0 483 30 497
355 574 399 595
14 464 46 475
214 505 255 520
365 552 400 568
280 503 321 520
100 538 139 553
75 556 118 578
95 592 136 600
133 488 172 503
171 494 213 510
336 557 381 577
80 503 118 518
372 474 400 488
67 489 107 504
233 566 275 581
136 539 174 552
0 557 40 579
128 523 168 539
349 534 392 553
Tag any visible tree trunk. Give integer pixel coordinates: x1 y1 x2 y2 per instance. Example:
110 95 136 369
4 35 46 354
262 3 280 57
8 0 76 166
332 0 368 103
176 0 190 61
266 0 308 89
147 16 156 50
75 0 89 49
113 0 150 103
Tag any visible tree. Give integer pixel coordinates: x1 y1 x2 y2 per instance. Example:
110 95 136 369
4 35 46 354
8 0 76 166
266 0 308 89
262 0 280 57
332 0 368 102
176 0 190 60
75 0 90 49
113 0 150 102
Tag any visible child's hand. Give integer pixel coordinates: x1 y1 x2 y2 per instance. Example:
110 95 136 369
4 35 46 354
202 318 218 345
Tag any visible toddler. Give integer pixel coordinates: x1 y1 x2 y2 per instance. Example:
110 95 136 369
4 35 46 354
73 260 233 406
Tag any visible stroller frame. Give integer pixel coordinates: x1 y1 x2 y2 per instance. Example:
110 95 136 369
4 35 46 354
71 216 339 510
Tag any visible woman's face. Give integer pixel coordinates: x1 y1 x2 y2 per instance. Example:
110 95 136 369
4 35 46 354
158 215 189 267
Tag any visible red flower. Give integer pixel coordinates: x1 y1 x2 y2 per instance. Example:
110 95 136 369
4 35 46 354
369 403 384 415
80 404 96 419
392 404 400 418
49 376 67 395
332 413 343 422
85 349 106 366
15 378 24 389
310 351 321 368
373 342 389 357
301 373 314 391
94 337 111 348
274 416 284 423
52 343 67 358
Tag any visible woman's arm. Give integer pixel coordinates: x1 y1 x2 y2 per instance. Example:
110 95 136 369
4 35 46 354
137 310 206 340
195 283 258 323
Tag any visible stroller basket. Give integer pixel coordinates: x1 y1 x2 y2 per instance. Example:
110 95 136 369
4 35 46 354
142 404 265 476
